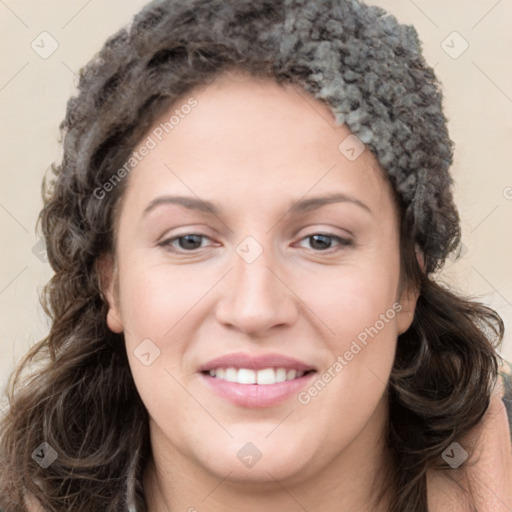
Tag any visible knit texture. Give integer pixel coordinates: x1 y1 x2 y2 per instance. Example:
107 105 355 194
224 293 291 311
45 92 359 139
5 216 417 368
276 0 461 272
69 0 461 275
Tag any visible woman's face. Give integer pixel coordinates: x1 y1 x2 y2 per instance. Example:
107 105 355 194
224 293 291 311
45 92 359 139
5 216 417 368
104 70 418 486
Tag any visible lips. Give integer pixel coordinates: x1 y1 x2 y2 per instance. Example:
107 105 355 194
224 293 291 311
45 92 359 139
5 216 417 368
198 352 317 408
198 352 316 373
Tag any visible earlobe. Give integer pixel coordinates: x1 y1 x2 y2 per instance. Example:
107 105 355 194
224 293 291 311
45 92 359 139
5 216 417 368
396 285 420 335
96 254 124 333
394 246 424 335
106 307 124 333
416 246 426 272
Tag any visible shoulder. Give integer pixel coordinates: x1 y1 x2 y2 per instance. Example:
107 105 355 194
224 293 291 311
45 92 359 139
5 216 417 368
427 359 512 512
499 359 512 433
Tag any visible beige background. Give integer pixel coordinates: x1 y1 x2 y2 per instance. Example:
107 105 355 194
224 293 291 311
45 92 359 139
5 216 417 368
1 0 511 395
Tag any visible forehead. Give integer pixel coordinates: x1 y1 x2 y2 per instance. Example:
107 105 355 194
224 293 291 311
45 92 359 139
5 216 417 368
120 71 394 218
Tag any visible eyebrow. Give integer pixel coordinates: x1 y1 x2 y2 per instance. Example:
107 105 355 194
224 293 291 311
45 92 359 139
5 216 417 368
142 192 373 217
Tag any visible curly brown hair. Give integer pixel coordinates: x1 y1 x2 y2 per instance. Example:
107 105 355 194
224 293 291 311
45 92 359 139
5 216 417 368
0 1 505 511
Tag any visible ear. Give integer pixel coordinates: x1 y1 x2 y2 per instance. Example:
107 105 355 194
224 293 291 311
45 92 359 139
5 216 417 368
415 245 426 272
396 247 424 335
96 253 124 333
396 284 419 335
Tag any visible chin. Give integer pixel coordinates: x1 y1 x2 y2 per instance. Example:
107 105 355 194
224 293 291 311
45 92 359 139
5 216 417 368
194 434 317 485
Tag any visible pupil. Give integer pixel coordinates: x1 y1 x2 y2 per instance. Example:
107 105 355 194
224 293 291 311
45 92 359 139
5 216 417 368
180 234 201 249
310 234 331 250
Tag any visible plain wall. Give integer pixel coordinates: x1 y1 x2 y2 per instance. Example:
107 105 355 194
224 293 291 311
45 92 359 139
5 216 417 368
1 0 511 394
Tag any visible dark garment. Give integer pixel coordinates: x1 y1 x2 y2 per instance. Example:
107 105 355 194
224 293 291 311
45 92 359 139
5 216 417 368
500 358 512 440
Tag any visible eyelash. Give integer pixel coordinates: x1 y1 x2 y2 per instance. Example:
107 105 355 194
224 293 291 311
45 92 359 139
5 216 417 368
158 232 354 254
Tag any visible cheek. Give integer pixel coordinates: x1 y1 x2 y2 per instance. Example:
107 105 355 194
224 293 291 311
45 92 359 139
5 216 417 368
116 262 192 422
295 264 401 448
297 254 401 341
117 256 200 342
293 245 402 418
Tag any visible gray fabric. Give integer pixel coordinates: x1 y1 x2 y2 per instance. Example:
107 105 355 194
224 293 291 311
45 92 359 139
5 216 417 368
126 0 461 273
499 359 512 441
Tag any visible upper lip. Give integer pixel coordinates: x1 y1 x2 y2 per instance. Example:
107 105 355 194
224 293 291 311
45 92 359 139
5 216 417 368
198 352 316 372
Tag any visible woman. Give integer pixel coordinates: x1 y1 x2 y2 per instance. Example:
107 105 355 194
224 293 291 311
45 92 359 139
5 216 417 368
1 0 511 511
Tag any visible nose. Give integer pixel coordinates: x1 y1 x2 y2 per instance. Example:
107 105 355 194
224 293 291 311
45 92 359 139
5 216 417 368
215 240 299 336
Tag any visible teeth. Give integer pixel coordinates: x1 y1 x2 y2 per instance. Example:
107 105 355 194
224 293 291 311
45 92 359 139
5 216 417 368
286 369 297 380
257 368 276 385
238 368 256 384
208 367 308 385
224 367 238 382
275 368 287 383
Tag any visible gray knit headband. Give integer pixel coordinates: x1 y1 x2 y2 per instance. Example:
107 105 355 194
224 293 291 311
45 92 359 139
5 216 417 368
271 0 461 272
101 0 462 273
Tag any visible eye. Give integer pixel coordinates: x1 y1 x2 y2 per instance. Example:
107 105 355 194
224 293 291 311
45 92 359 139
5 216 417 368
297 233 354 252
159 233 213 253
158 232 354 254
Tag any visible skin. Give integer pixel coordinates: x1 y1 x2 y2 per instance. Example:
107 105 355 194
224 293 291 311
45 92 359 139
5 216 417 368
102 69 420 512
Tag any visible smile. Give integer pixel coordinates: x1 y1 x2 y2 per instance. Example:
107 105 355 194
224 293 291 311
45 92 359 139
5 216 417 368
198 352 317 407
205 367 310 385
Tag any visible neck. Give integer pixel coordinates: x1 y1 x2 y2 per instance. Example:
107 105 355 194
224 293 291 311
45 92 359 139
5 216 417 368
143 396 393 512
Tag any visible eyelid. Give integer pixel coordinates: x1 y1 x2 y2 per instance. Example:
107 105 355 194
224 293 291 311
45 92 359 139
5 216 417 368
157 232 216 251
156 225 215 244
293 233 354 252
158 230 355 254
293 223 355 239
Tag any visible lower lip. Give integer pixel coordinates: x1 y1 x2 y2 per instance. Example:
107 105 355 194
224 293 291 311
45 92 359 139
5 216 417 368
200 372 316 408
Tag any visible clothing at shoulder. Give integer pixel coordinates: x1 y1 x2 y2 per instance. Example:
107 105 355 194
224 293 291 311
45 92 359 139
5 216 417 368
427 360 512 511
500 358 512 441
